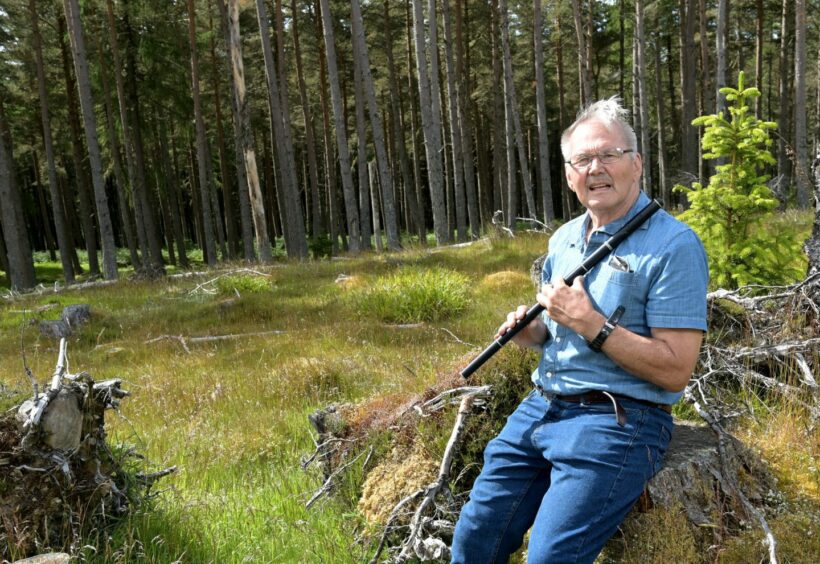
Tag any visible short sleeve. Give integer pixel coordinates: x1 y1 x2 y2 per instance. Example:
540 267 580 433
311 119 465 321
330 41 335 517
645 229 709 331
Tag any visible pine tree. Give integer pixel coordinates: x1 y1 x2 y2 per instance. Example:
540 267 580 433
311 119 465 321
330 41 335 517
675 72 804 289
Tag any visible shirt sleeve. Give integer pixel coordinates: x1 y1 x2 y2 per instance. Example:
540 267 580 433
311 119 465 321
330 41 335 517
645 229 709 331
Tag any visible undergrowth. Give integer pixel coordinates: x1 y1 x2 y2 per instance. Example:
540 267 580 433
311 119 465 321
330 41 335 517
0 220 816 562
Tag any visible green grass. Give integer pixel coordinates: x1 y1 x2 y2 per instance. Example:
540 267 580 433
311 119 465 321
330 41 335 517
2 215 817 562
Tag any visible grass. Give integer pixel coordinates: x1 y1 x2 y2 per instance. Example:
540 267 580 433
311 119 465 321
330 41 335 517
0 232 548 562
2 213 817 562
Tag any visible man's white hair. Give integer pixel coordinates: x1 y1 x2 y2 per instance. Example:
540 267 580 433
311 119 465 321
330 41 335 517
560 96 638 161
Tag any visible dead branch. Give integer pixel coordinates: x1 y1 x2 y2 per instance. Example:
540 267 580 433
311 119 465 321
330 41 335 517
187 268 272 295
144 330 286 353
306 446 373 509
685 389 779 564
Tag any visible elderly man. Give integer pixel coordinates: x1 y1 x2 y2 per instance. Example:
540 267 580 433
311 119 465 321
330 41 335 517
451 98 709 563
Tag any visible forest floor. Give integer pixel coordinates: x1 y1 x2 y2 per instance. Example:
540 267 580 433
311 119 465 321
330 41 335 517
1 216 818 562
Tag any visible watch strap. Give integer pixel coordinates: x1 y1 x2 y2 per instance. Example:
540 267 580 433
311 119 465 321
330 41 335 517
589 305 625 352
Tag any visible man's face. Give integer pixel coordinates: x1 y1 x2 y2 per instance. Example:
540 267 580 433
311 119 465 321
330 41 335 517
564 120 642 224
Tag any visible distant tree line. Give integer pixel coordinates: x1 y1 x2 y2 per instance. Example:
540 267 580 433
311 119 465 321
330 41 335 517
0 0 817 289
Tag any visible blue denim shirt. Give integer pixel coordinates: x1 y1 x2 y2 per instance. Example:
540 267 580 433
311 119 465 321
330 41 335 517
533 192 709 404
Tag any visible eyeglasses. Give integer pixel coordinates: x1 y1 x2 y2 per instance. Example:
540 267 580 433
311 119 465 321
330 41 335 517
565 148 634 170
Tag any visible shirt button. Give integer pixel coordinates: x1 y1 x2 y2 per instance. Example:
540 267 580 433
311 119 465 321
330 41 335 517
546 372 553 378
555 336 561 342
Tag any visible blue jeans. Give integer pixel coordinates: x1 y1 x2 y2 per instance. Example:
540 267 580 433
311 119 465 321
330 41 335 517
451 390 673 563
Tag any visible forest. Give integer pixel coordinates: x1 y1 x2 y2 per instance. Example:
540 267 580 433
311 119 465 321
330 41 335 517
0 0 817 289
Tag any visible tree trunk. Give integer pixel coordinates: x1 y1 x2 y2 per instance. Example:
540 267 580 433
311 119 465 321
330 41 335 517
653 22 670 207
351 0 400 250
500 0 535 222
59 15 100 278
454 0 480 236
225 0 271 263
352 33 373 250
384 0 422 242
793 0 810 208
412 0 448 244
291 0 324 242
534 0 555 225
187 0 217 266
319 0 361 253
106 0 164 274
440 0 467 242
271 0 309 258
62 0 118 280
715 0 728 115
491 0 507 221
157 113 188 268
214 0 255 262
754 0 765 118
679 0 699 186
777 0 793 193
30 0 74 284
30 149 57 260
93 30 140 271
697 0 712 118
369 161 382 252
570 0 593 106
405 0 427 243
208 1 239 259
554 2 573 219
635 0 652 196
0 99 36 290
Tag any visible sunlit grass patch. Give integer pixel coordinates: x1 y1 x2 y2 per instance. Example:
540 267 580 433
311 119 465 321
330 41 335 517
349 267 472 324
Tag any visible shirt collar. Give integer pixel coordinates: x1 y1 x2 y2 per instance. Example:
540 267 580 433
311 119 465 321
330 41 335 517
579 191 652 241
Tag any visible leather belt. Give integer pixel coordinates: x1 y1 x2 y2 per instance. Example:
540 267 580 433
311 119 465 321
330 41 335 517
536 387 673 427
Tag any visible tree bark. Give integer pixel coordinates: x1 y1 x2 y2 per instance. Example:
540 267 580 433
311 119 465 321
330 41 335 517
440 0 467 241
570 0 593 106
500 0 535 223
679 0 699 186
534 0 555 225
351 0 400 250
271 0 309 258
93 28 140 271
214 0 255 262
30 0 74 284
454 0 480 236
0 98 36 290
653 23 670 207
715 0 728 115
58 15 100 278
352 32 373 250
62 0 118 280
384 0 423 242
635 0 652 196
187 0 217 266
226 0 272 263
777 0 793 193
754 0 765 118
106 0 164 273
793 0 810 208
412 0 448 244
319 0 361 253
291 0 324 242
208 1 239 259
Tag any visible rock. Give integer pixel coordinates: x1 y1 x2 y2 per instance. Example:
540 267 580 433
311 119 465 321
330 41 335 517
40 389 84 451
37 305 91 339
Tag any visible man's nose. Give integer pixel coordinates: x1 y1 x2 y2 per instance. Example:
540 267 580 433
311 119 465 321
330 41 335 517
587 156 606 173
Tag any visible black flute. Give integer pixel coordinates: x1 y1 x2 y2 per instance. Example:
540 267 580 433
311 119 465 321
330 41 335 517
460 199 662 379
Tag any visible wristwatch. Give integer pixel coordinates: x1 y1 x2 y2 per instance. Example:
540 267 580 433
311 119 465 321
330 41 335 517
588 305 625 352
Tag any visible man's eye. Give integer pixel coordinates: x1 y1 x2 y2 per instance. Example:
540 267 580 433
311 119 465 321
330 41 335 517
573 156 592 166
600 152 618 161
